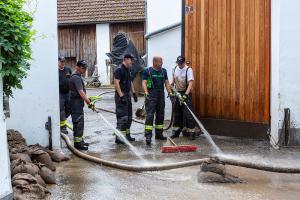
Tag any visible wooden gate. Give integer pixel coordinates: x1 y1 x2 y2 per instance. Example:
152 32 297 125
58 25 96 76
110 22 145 55
184 0 270 138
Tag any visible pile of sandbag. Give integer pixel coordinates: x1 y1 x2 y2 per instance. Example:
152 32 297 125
7 129 70 199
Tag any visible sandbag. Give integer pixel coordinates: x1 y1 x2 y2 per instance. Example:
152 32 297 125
200 163 226 176
40 166 56 184
10 144 29 153
13 184 50 200
12 160 39 176
12 193 26 200
46 150 70 162
34 174 46 187
12 179 29 187
7 129 26 144
30 148 56 171
10 153 32 163
198 163 244 184
12 173 37 184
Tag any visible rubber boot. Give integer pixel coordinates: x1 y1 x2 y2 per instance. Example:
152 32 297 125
115 136 125 144
155 130 167 140
170 130 181 139
182 130 190 138
82 139 89 146
145 131 152 145
126 134 136 142
74 141 88 151
188 132 196 140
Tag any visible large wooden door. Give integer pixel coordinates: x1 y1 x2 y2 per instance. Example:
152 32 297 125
58 25 96 76
185 0 270 124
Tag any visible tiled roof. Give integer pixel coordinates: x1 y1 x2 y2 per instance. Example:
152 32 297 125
57 0 145 25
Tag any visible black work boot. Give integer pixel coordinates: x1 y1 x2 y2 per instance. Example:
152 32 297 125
82 139 89 146
170 130 181 139
155 131 167 140
182 130 190 138
145 131 152 145
74 141 88 151
115 136 125 144
188 132 196 140
126 134 136 142
60 126 68 134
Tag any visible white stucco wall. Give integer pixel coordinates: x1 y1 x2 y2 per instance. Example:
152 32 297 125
271 0 300 145
146 0 182 75
96 24 111 85
0 65 12 200
6 0 60 148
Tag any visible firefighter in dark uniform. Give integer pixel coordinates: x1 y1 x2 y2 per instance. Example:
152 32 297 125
142 56 173 145
171 56 196 140
114 54 138 144
69 60 95 150
58 56 72 134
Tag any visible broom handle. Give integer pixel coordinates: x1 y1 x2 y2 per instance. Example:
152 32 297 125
167 137 177 146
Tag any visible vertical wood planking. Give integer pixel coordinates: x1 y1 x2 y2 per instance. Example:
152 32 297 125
184 0 270 124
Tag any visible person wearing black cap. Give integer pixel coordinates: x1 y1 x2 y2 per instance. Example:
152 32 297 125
69 60 95 150
114 54 138 144
58 56 72 134
142 56 173 145
171 56 196 140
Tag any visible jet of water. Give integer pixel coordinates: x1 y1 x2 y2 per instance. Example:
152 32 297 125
184 104 222 154
97 111 148 163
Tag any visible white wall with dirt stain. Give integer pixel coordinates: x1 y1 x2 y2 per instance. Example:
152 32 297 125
0 64 12 200
271 0 300 146
146 0 182 76
6 0 60 148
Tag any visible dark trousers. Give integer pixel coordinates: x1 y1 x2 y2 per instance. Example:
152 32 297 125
145 89 165 136
70 97 84 142
59 92 71 125
115 92 132 135
173 92 196 132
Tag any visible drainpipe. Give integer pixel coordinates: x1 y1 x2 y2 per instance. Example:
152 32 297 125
181 0 186 56
145 0 148 66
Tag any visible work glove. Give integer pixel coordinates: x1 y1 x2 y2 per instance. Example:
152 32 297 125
181 94 188 103
120 95 127 104
88 95 102 103
144 92 149 100
133 93 138 102
88 102 96 112
169 93 176 104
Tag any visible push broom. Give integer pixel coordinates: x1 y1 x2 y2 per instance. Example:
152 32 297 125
161 87 200 153
161 137 198 153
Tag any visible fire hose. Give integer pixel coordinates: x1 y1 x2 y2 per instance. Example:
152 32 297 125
61 90 300 173
92 90 173 131
61 133 300 173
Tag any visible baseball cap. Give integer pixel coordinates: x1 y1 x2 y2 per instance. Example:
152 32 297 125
58 56 66 62
77 60 88 68
176 56 185 64
123 54 135 60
